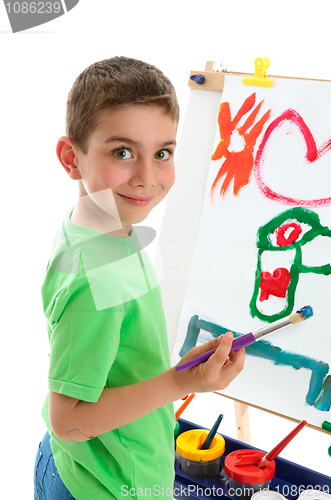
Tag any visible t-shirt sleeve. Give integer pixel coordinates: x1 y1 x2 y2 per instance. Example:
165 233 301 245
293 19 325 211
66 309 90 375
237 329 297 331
47 275 124 402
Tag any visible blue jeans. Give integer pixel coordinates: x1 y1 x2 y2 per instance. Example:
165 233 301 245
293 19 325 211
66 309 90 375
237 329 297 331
34 432 76 500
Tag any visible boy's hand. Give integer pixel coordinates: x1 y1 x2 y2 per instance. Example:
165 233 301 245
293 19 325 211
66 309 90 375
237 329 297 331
173 332 245 394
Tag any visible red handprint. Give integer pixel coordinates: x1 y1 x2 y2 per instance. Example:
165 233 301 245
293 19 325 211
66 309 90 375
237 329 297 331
210 93 272 203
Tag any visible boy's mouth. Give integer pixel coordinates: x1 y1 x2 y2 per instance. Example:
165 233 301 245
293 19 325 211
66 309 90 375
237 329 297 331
117 193 155 207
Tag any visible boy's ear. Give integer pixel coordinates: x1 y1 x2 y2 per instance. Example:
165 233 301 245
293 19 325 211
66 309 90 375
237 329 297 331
56 136 82 180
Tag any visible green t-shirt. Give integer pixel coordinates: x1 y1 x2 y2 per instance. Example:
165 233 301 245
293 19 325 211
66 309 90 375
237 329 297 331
41 211 175 500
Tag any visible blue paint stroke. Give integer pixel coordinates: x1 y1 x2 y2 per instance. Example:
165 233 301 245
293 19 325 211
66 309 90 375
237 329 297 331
180 316 330 411
179 316 229 356
247 341 329 407
315 375 331 411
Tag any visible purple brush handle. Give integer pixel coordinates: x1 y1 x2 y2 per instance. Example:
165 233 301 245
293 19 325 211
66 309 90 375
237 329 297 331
175 332 255 372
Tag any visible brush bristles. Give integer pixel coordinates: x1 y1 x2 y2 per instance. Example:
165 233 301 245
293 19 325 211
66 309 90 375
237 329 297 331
290 305 313 324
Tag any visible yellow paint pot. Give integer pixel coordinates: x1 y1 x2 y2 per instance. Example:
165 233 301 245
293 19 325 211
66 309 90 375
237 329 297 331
176 429 225 478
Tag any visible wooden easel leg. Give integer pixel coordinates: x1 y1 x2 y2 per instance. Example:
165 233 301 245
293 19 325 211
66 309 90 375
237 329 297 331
234 401 251 444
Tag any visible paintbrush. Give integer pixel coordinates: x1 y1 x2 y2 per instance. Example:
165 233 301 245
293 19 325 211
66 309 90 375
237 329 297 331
175 393 196 421
176 306 313 373
257 419 307 468
200 413 224 450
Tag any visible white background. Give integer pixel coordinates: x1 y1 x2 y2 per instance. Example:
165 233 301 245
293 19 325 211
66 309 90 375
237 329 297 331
1 0 331 496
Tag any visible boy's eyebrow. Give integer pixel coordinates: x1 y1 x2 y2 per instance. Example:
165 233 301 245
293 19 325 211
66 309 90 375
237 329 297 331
104 136 177 148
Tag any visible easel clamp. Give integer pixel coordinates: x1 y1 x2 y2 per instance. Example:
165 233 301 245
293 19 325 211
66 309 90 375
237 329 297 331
242 57 273 87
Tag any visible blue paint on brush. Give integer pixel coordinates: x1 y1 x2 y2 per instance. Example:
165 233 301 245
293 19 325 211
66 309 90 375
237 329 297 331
296 305 313 320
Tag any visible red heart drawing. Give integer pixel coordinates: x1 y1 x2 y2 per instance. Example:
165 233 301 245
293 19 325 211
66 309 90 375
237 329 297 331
259 267 291 302
254 109 331 207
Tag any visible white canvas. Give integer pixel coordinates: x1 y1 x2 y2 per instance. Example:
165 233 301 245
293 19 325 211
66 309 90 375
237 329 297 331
172 75 331 428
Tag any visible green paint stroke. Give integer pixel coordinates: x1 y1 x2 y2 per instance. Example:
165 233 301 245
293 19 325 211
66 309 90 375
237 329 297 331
250 207 331 322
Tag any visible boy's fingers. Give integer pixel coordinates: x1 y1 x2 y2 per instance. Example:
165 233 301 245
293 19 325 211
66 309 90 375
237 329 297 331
207 332 233 368
181 334 223 361
208 332 232 351
221 347 246 384
233 347 245 370
197 334 223 352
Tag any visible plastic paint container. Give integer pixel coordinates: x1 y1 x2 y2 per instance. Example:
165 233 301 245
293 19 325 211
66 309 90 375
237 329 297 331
176 429 225 478
224 449 275 499
298 490 331 500
251 491 286 500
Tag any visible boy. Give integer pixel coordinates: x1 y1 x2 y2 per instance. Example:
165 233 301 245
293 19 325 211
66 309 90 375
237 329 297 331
34 56 245 500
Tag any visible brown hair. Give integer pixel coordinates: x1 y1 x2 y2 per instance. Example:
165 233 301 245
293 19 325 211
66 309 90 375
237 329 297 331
66 56 179 153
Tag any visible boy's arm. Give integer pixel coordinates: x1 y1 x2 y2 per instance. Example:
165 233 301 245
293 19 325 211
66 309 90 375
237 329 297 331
49 332 244 442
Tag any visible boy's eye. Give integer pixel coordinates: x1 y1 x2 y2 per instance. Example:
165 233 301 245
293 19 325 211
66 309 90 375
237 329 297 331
155 149 169 160
114 148 132 159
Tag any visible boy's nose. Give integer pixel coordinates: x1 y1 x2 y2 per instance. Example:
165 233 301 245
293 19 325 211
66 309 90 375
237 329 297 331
131 159 156 187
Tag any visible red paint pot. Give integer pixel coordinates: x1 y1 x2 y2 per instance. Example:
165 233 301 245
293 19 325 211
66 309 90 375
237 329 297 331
224 449 275 499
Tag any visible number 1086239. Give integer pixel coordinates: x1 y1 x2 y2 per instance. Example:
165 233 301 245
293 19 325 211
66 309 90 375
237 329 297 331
5 2 62 14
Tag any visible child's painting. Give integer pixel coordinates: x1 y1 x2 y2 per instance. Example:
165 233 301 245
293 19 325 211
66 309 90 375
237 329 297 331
172 75 331 427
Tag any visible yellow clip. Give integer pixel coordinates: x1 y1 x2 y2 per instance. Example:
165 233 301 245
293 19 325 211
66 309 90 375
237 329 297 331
242 57 273 88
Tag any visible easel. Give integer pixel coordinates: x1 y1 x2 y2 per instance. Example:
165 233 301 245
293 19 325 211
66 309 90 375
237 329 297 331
234 400 251 443
184 61 331 445
188 59 330 93
161 61 331 465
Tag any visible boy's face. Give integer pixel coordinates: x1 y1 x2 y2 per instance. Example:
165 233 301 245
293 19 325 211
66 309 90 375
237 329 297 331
72 103 177 226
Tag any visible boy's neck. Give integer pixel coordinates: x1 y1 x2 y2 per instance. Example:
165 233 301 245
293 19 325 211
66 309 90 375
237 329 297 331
71 189 132 238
